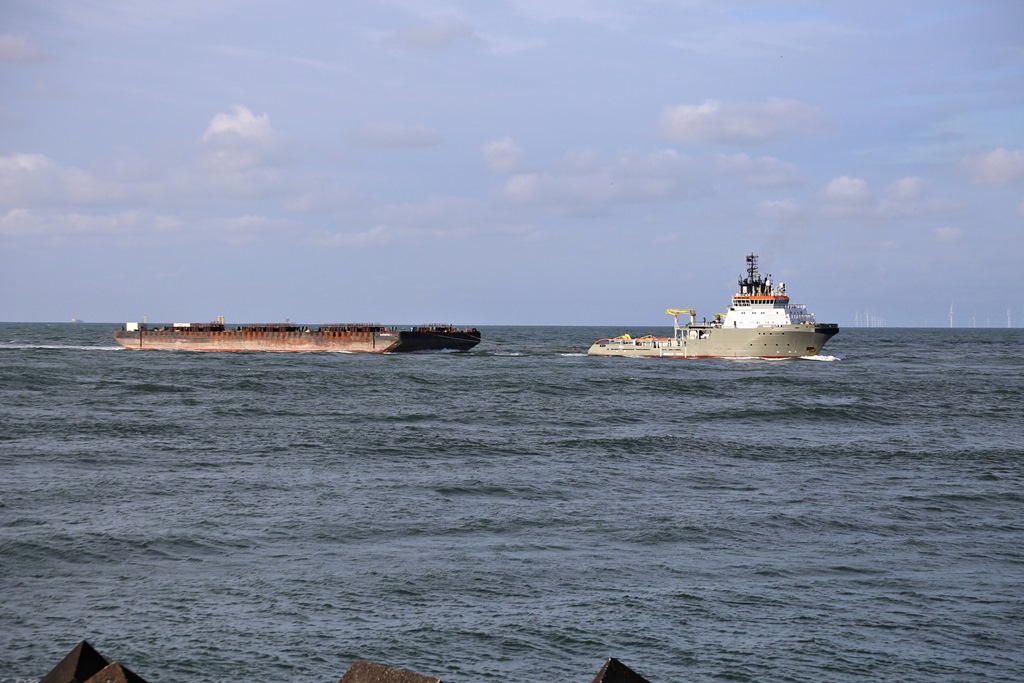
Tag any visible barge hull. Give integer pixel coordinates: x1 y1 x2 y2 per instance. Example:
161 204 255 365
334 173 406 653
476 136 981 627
114 325 480 353
390 329 481 352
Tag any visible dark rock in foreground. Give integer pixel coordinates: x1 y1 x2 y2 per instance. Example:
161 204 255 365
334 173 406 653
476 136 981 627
38 639 654 682
81 663 149 683
39 640 110 683
591 657 652 683
338 659 443 683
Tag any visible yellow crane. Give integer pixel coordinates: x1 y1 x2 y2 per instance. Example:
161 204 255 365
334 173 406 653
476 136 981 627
665 308 696 325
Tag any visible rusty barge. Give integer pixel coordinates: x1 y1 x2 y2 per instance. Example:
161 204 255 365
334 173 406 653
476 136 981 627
114 318 481 353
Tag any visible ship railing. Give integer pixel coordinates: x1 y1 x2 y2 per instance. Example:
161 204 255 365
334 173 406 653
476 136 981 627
237 324 302 333
785 304 817 324
412 324 477 332
315 325 391 335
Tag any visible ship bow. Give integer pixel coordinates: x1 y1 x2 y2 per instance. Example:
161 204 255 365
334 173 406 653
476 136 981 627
391 327 481 352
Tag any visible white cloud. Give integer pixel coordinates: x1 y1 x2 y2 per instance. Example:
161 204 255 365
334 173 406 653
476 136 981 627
352 123 442 148
614 149 703 189
477 33 545 55
214 44 359 77
666 11 858 60
757 198 803 220
813 174 959 222
215 214 295 245
554 148 604 174
0 207 298 245
820 176 871 218
0 208 180 239
54 0 241 31
500 173 542 205
823 176 870 203
200 105 287 172
659 98 824 145
317 224 395 248
959 148 1024 186
203 105 276 143
876 176 958 219
385 16 475 50
0 154 115 205
184 165 291 202
0 208 45 236
482 137 528 175
495 148 702 212
314 196 482 248
935 226 963 243
509 0 617 24
373 195 474 229
889 176 927 200
489 145 812 214
715 153 803 187
0 143 294 222
0 34 42 62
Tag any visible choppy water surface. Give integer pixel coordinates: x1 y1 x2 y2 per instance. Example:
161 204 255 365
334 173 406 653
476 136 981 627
1 323 1023 682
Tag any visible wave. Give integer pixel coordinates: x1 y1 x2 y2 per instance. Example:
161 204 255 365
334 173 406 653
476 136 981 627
0 343 123 351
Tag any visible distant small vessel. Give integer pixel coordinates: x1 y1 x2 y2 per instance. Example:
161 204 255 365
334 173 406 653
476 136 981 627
70 318 84 324
588 253 838 359
114 317 480 353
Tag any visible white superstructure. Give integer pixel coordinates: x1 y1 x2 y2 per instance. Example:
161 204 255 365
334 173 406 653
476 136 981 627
721 254 817 328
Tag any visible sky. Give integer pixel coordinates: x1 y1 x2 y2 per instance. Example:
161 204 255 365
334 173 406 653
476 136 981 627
1 0 1023 327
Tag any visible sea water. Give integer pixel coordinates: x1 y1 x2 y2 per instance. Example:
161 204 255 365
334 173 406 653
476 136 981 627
1 323 1022 682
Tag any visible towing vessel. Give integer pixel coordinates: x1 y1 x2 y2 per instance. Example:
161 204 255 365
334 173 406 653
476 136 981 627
588 253 838 358
114 319 480 353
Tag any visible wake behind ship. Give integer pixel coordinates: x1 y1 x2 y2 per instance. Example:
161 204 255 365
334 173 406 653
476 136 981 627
114 319 480 353
588 253 838 359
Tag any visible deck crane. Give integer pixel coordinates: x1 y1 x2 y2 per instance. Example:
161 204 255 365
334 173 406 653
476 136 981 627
665 308 696 325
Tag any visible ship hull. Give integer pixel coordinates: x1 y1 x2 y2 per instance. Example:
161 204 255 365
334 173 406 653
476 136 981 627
114 327 480 353
392 329 481 352
588 323 838 358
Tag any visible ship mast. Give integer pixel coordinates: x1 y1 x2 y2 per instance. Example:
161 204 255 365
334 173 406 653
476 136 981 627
739 252 765 295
